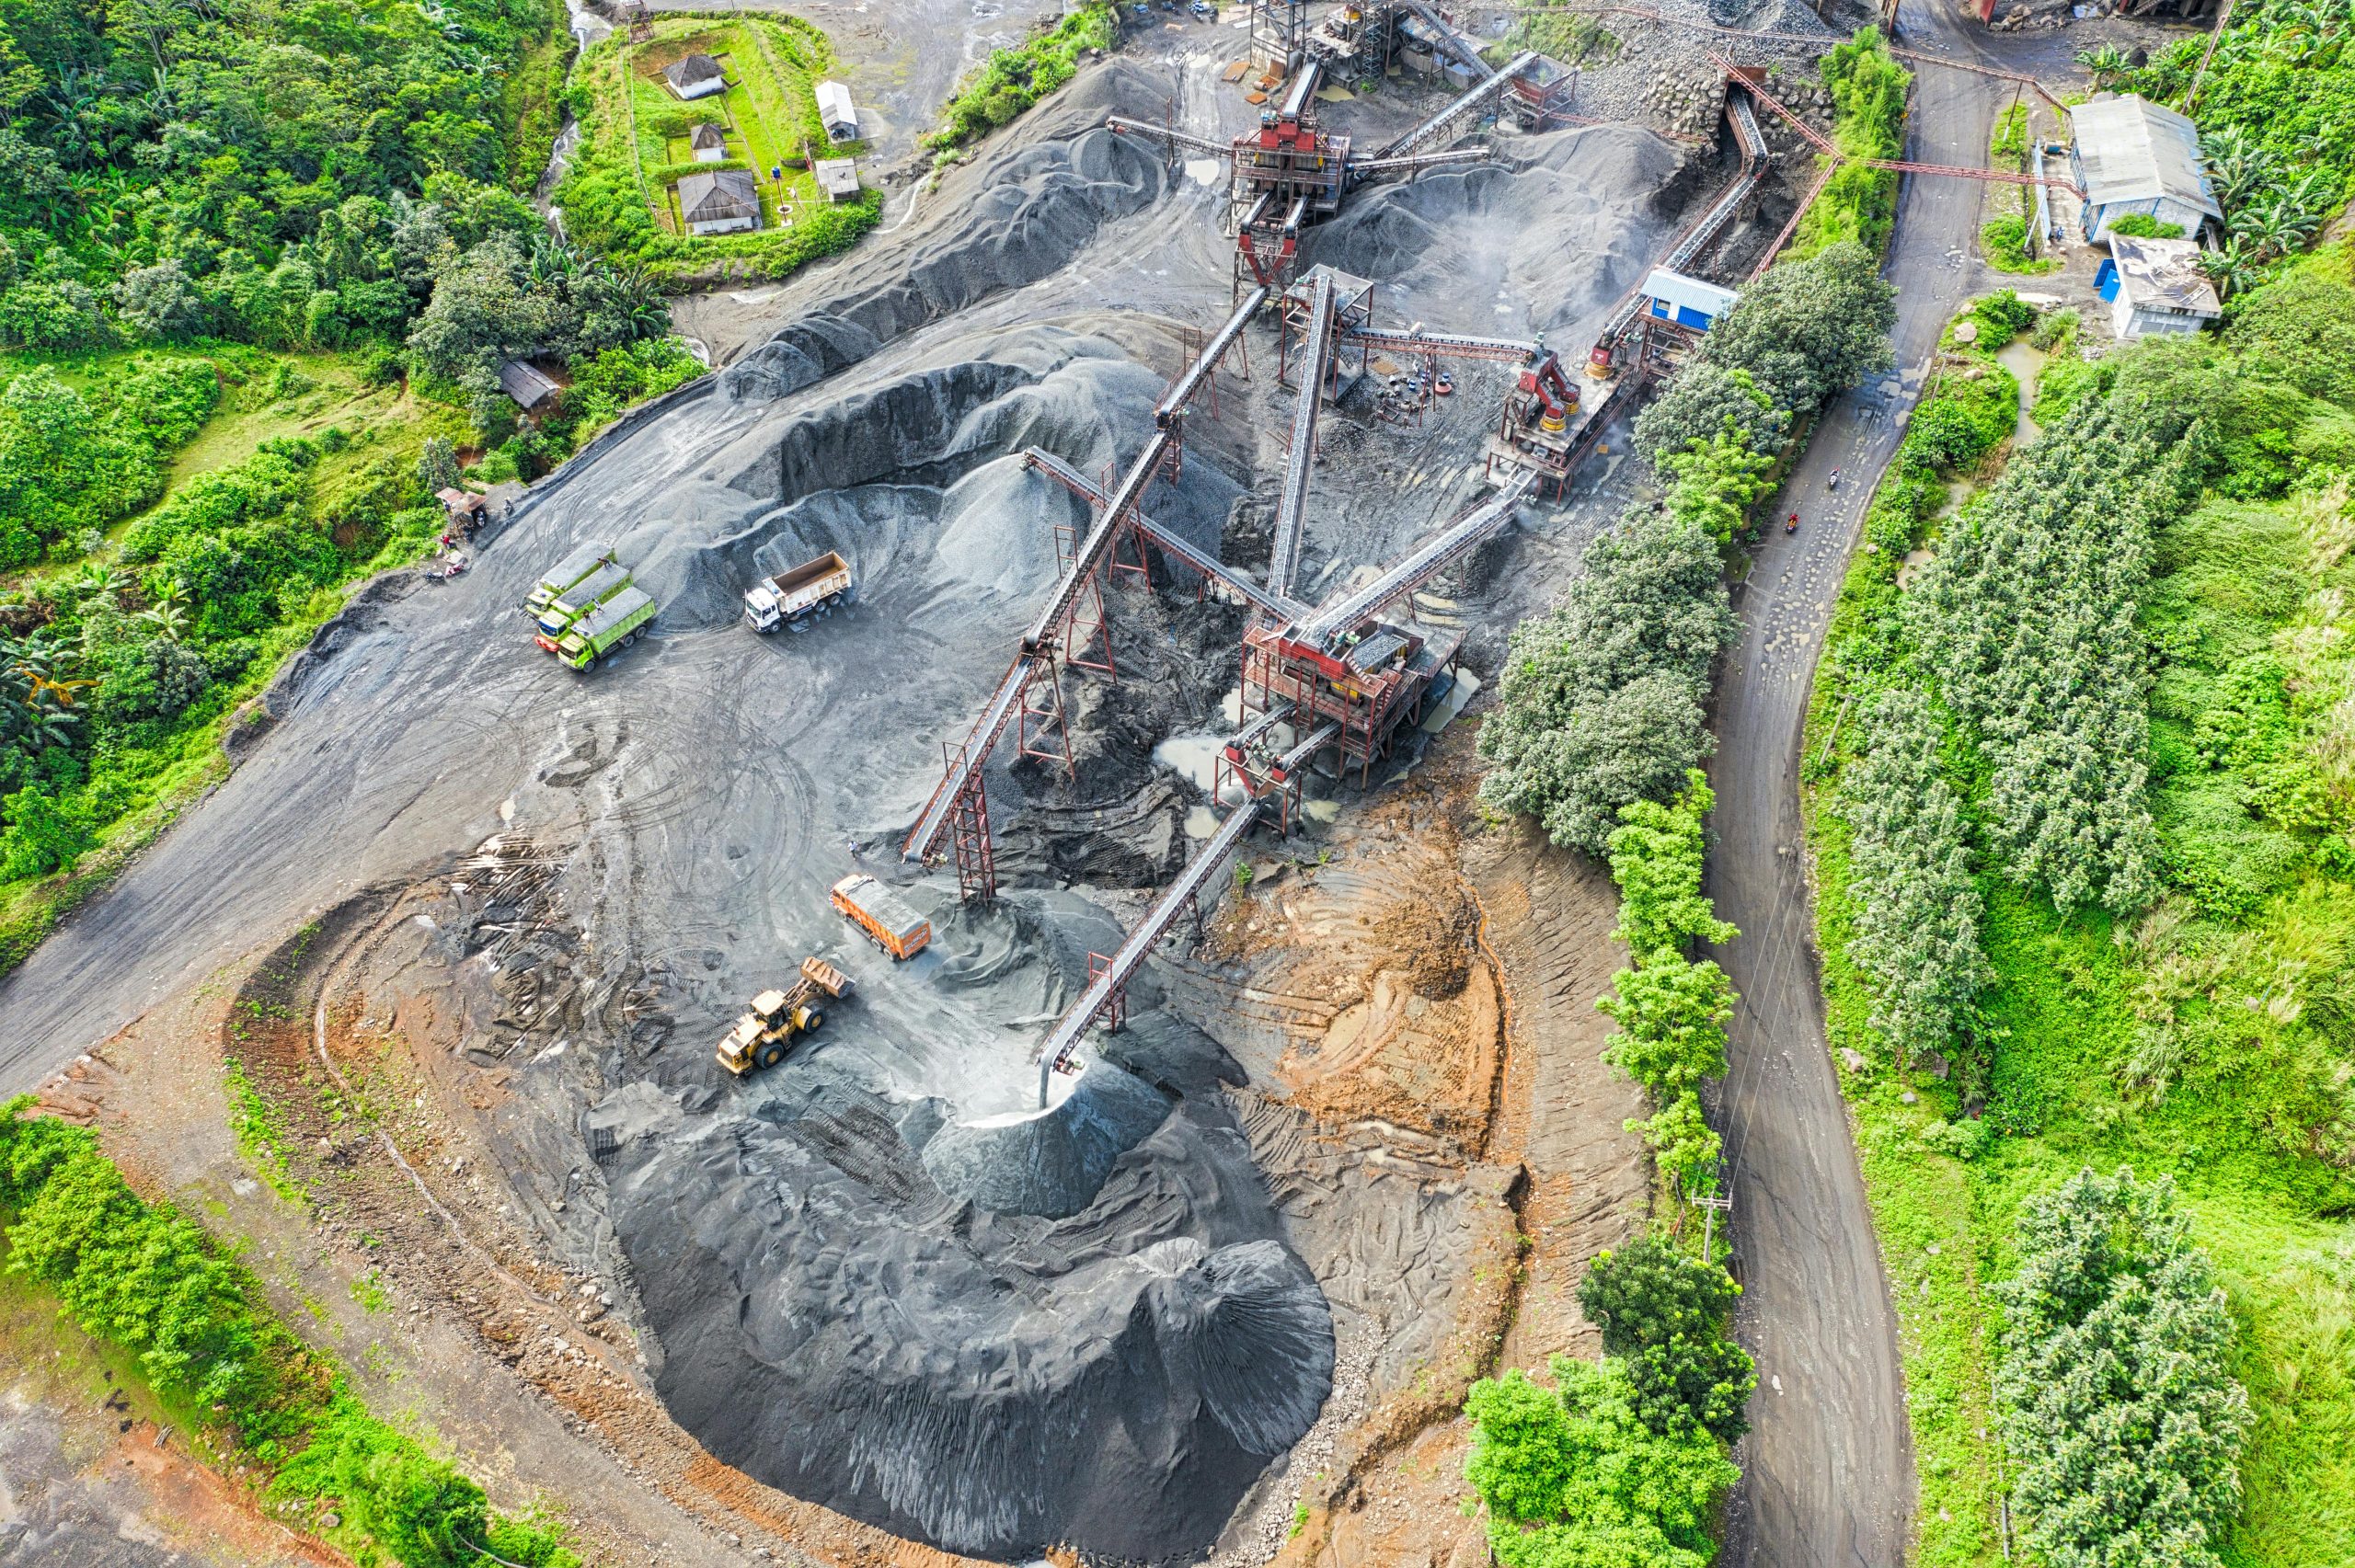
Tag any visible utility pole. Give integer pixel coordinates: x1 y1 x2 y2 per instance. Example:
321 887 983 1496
1693 1191 1733 1266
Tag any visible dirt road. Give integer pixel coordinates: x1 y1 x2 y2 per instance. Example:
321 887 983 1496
1706 6 2064 1563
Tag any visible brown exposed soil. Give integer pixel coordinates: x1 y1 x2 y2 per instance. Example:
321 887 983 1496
1161 721 1650 1563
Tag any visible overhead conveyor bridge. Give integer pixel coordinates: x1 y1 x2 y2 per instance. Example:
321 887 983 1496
1019 448 1310 622
1033 718 1338 1101
1377 51 1538 159
1298 472 1534 644
902 286 1268 870
1268 270 1337 601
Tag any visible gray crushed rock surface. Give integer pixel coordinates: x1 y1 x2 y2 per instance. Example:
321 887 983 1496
0 40 1709 1564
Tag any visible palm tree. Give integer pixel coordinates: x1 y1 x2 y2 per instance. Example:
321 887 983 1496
2200 237 2262 297
2230 198 2300 259
2075 43 2131 89
2201 125 2269 211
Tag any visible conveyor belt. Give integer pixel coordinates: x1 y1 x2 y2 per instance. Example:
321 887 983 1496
1269 271 1336 601
1377 51 1536 158
902 290 1268 863
1019 448 1310 620
1398 0 1496 80
1300 472 1533 642
1341 325 1536 362
902 654 1038 861
1103 115 1231 158
1347 145 1492 181
1034 719 1339 1097
1593 84 1766 350
1155 284 1269 429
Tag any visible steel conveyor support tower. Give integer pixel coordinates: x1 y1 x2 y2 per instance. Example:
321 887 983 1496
902 288 1270 882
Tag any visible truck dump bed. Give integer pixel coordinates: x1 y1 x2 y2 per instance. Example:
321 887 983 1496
572 585 654 647
774 552 849 596
527 543 615 611
831 875 931 960
539 560 633 631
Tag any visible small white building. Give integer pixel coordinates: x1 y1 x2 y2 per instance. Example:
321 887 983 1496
675 169 762 235
816 79 860 143
2069 95 2223 243
1643 268 1740 332
813 157 860 203
2097 235 2221 338
688 122 729 163
664 52 727 101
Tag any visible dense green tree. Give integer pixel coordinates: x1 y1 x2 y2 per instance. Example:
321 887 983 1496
1660 426 1775 546
1993 1169 2250 1568
1465 1357 1738 1568
1605 772 1736 960
1842 688 1992 1075
1578 1238 1755 1444
1633 362 1789 472
1478 513 1736 854
1702 241 1897 417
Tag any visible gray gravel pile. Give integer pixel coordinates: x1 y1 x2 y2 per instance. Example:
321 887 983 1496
718 63 1179 407
1306 122 1686 342
591 1071 1334 1560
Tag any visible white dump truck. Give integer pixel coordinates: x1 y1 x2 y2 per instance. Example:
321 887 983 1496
744 551 853 634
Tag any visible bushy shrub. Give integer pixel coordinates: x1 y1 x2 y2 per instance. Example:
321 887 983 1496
1578 1238 1755 1443
2108 212 2187 239
1465 1357 1738 1568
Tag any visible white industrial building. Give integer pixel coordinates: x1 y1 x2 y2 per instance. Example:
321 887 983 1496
2068 95 2223 243
2097 235 2222 338
817 80 860 143
1643 268 1740 333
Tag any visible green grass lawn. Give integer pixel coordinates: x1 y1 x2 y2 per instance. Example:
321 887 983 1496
560 13 878 278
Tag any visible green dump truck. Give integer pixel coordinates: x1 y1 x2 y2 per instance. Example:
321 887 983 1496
540 584 656 670
534 559 634 638
524 542 617 615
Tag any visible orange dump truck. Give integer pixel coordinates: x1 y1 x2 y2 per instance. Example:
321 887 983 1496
831 874 931 960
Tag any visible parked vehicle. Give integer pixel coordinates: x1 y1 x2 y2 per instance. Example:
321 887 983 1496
744 551 855 634
715 956 854 1075
831 874 931 960
525 543 617 615
540 585 656 670
536 559 634 637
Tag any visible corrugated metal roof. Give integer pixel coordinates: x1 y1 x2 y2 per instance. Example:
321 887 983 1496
1644 267 1740 318
497 359 560 408
2070 95 2220 218
676 168 759 222
2109 235 2221 316
814 158 859 198
816 79 857 124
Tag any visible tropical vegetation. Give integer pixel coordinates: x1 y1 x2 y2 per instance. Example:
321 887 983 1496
1789 27 1911 260
2120 0 2355 297
1807 258 2355 1566
0 1097 580 1566
925 4 1116 164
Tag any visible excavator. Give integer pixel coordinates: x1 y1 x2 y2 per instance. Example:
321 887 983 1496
715 956 854 1076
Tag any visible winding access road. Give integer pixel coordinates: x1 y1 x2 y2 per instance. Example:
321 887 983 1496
1706 3 2067 1562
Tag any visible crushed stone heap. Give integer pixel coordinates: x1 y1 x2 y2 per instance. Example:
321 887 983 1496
590 1062 1335 1559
